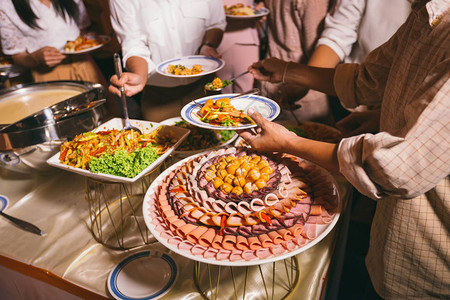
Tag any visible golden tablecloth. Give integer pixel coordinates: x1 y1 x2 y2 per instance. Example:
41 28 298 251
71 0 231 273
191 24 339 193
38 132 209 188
0 162 352 300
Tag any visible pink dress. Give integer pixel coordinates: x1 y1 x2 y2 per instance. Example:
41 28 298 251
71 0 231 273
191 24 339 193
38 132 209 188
216 0 260 93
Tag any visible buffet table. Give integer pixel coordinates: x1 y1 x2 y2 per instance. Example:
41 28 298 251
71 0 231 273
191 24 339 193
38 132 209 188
0 158 352 299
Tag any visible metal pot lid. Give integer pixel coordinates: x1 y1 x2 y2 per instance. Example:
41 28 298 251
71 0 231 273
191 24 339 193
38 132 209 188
0 80 104 129
0 81 106 151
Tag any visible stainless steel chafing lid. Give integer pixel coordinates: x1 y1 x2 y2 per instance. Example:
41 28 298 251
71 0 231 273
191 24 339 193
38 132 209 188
0 81 106 150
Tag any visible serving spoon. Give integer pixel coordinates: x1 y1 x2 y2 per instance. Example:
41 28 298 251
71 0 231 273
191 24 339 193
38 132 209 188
193 87 260 108
0 210 44 236
113 53 142 134
205 70 250 92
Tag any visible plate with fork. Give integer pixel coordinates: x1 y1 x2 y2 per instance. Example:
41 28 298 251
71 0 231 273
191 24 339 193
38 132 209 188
180 93 280 130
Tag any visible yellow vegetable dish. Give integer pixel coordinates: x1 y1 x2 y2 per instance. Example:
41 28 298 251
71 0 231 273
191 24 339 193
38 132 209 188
167 64 203 75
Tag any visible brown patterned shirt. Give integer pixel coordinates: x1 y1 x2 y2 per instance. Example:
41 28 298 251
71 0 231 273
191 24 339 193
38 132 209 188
335 0 450 298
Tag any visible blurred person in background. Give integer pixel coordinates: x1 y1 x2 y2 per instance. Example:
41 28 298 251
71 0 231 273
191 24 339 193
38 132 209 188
215 0 261 94
243 1 450 298
0 0 118 115
108 0 226 122
256 0 333 123
278 0 411 133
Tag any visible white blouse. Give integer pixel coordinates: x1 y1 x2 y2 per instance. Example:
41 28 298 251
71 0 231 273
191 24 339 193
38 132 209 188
0 0 90 55
109 0 227 87
317 0 411 63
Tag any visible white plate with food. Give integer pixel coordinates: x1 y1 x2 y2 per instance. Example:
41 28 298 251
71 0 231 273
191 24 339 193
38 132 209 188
181 93 280 130
224 4 269 19
107 250 178 300
143 147 341 266
159 117 238 157
61 35 110 54
156 55 224 78
46 118 190 183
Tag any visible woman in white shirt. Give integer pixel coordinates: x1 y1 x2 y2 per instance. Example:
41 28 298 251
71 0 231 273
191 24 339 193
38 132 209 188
0 0 106 86
108 0 227 122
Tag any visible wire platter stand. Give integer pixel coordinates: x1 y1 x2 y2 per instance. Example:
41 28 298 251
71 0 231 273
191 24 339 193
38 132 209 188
193 256 300 300
85 163 163 250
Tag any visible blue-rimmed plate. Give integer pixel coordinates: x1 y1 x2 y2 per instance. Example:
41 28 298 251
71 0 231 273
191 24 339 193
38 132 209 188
225 6 270 19
0 195 8 212
156 55 224 78
181 93 280 130
107 251 178 300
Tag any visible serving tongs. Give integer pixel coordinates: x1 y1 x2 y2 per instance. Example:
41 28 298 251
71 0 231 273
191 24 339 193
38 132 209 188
0 210 44 236
113 53 142 134
193 87 261 108
205 70 250 92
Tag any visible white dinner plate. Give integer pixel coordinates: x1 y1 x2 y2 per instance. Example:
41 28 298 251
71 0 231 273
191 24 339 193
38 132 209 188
159 117 238 156
61 35 110 55
143 150 341 267
156 55 224 78
225 7 270 19
181 93 280 130
107 251 178 300
46 118 190 183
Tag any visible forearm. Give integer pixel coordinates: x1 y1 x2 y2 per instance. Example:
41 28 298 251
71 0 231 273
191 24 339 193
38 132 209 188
201 28 223 48
308 45 341 68
12 52 38 68
284 63 337 96
125 56 148 84
284 136 340 174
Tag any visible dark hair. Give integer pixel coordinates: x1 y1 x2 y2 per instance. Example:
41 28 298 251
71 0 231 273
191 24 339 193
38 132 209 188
12 0 80 29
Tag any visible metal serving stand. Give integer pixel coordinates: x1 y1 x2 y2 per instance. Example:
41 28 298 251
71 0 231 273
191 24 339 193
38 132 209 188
85 164 163 250
193 256 301 300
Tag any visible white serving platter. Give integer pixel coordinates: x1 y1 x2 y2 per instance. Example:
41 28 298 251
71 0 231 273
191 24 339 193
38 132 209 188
46 118 190 183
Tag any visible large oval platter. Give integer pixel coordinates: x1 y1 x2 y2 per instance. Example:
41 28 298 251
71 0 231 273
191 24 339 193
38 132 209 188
143 147 340 266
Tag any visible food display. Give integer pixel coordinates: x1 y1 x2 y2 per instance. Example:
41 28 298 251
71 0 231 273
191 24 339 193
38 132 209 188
167 64 203 76
0 57 12 68
198 97 255 127
63 36 103 53
144 147 340 264
59 127 177 178
283 121 342 143
224 3 255 16
171 119 236 152
236 121 342 148
204 77 232 91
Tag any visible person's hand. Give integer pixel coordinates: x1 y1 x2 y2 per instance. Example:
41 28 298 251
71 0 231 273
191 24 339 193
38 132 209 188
237 108 298 152
254 2 267 24
335 109 381 137
109 72 146 97
199 45 222 59
30 47 66 67
249 57 288 83
277 83 309 109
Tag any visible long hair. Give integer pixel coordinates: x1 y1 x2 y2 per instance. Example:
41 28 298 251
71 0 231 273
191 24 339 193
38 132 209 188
12 0 80 29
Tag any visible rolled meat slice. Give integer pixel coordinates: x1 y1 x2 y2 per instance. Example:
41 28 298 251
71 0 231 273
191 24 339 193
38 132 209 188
236 235 250 250
198 228 217 247
176 223 197 238
186 226 209 244
222 235 237 250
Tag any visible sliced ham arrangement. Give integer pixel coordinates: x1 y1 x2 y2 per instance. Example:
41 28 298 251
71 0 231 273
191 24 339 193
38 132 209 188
146 147 339 263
